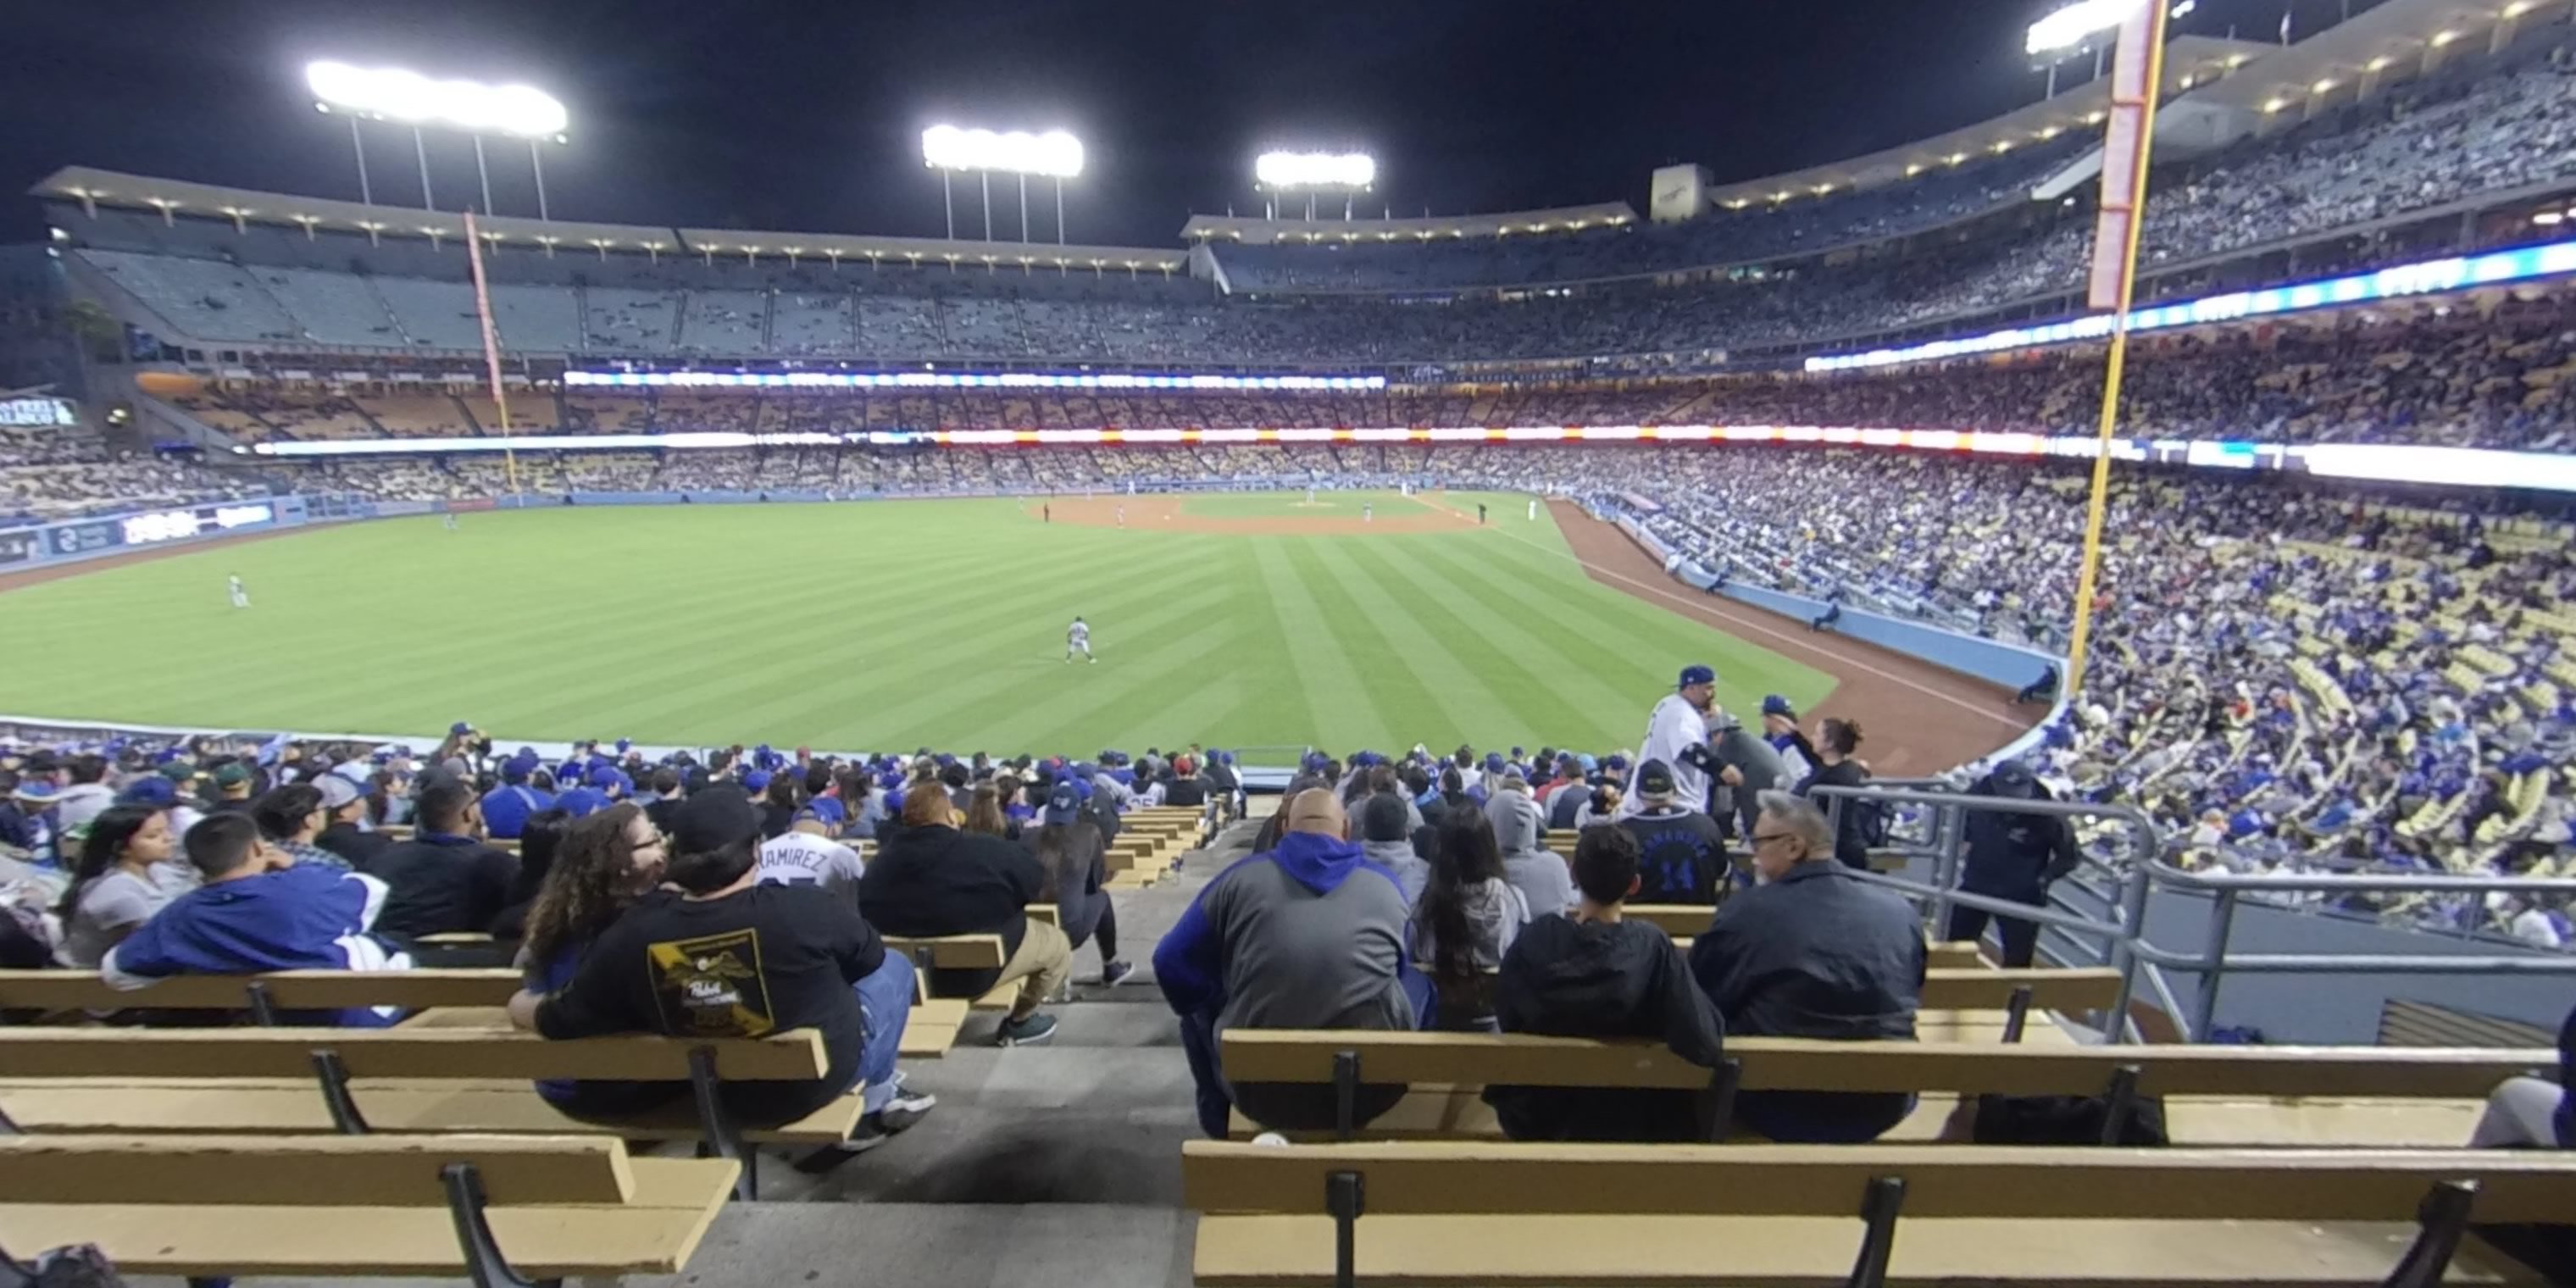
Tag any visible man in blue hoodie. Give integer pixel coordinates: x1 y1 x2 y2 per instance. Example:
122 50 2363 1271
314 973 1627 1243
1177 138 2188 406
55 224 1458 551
1155 788 1418 1138
102 812 411 1026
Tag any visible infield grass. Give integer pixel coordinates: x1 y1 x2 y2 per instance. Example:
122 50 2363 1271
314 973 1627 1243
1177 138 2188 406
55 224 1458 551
0 492 1833 755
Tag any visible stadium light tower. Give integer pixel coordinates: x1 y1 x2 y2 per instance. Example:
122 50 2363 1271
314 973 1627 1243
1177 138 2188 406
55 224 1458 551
306 60 569 219
920 125 1085 244
2027 0 2193 96
1253 151 1376 220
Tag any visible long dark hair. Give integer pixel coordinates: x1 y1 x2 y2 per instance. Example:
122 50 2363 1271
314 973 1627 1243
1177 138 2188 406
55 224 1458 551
1418 809 1505 983
1027 814 1104 901
504 808 574 909
57 805 163 919
523 803 658 967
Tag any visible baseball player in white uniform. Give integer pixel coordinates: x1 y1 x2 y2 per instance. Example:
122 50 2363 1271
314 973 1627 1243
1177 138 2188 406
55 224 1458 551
227 574 250 609
1067 616 1095 663
1613 663 1718 820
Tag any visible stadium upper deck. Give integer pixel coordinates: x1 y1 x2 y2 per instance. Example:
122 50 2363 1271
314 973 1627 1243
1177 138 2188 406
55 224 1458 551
31 3 2576 371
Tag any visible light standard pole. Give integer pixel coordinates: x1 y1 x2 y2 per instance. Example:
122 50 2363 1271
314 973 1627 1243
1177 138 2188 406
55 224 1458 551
1054 176 1065 245
347 117 373 204
529 140 550 221
414 127 435 210
942 172 955 240
473 135 495 214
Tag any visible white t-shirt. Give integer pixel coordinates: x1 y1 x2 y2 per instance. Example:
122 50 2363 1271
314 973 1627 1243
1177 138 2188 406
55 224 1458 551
1069 621 1090 646
1616 692 1713 819
757 831 866 909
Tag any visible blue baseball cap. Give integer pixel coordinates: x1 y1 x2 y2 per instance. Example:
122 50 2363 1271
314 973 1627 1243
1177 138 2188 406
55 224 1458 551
1761 694 1797 719
1679 664 1716 688
588 764 626 791
116 777 178 808
742 770 772 794
450 722 474 736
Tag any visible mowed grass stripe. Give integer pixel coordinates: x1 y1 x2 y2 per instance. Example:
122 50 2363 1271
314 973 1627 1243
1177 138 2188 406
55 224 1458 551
1381 538 1653 727
1246 536 1381 751
1277 538 1449 747
1303 538 1518 749
1458 518 1838 715
880 583 1248 751
953 614 1246 754
1339 540 1607 747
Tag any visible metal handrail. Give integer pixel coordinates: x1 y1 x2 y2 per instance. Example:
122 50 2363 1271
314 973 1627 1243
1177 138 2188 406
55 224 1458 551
1791 781 2576 1045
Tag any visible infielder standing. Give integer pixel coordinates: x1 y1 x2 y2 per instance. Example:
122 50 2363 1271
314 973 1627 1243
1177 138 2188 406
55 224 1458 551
1066 616 1095 663
1115 504 1126 528
1613 663 1718 820
1528 498 1537 521
227 574 250 610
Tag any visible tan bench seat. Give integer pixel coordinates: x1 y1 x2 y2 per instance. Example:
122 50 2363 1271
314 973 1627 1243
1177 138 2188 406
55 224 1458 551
0 1132 734 1280
1184 1141 2576 1285
1625 907 1986 967
0 967 523 1013
1214 1030 2544 1149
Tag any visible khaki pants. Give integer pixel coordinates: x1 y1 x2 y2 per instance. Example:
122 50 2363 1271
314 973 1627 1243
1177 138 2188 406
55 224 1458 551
996 919 1074 1020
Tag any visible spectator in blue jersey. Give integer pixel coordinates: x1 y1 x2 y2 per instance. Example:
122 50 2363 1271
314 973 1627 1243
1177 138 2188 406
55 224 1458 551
479 752 555 840
553 763 622 820
103 812 410 1026
1617 760 1732 905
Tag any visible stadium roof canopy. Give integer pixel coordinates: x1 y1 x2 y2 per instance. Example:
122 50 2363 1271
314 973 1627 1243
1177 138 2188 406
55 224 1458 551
1181 203 1638 245
31 166 1189 273
1690 34 2279 212
2170 0 2554 117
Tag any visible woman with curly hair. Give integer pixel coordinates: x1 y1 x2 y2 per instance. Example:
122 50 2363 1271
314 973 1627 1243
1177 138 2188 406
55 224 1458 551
519 804 665 989
514 802 668 1111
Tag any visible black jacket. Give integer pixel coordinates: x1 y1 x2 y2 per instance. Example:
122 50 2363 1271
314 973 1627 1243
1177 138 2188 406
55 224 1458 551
363 832 519 939
1690 861 1923 1142
858 824 1046 997
1959 776 2081 900
1164 776 1208 808
1796 759 1874 869
315 822 392 870
1488 914 1725 1141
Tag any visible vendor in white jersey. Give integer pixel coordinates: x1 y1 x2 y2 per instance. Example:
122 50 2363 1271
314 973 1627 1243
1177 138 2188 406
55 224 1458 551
1614 663 1718 820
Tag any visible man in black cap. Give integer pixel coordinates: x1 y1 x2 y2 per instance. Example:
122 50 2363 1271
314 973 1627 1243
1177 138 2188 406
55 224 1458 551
1616 759 1733 906
506 786 935 1140
1945 760 2081 967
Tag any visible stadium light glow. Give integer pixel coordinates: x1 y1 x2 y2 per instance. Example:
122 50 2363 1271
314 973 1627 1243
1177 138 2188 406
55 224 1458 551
304 61 567 139
2026 0 2151 55
1806 239 2576 373
1253 151 1377 190
919 125 1085 177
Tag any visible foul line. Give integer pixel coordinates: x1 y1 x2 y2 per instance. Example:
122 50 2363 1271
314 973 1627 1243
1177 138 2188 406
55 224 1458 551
1460 502 2032 730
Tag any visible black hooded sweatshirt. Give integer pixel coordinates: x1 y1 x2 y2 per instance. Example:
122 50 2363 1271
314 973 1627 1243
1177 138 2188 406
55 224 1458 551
1485 913 1726 1141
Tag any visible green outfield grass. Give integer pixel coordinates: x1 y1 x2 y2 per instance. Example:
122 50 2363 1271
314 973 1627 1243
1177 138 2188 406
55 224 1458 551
0 495 1834 755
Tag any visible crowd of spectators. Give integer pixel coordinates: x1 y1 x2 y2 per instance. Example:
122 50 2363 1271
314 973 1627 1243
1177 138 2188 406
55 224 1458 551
161 283 2576 458
1546 447 2573 939
0 426 274 526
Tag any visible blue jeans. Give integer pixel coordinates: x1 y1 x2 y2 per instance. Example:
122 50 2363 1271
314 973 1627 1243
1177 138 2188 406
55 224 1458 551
853 951 914 1114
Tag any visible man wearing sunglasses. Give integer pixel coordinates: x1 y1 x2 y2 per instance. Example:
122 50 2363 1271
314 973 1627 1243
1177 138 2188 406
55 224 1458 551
1689 790 1924 1144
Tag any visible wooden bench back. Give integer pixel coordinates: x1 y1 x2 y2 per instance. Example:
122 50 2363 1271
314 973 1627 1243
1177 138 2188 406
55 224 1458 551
1182 1140 2576 1223
2 1132 636 1206
0 969 521 1013
880 934 1008 969
1215 1030 2557 1098
0 1028 831 1081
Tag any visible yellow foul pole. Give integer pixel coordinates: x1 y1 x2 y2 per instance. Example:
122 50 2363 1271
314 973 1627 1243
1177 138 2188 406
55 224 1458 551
2063 0 2169 691
462 209 521 496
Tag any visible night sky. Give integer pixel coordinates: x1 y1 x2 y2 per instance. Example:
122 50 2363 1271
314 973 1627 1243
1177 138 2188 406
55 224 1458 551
6 0 2331 247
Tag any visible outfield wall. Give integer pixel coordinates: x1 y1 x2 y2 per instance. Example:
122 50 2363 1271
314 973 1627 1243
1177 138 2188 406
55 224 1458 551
1608 511 2068 768
0 494 369 571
